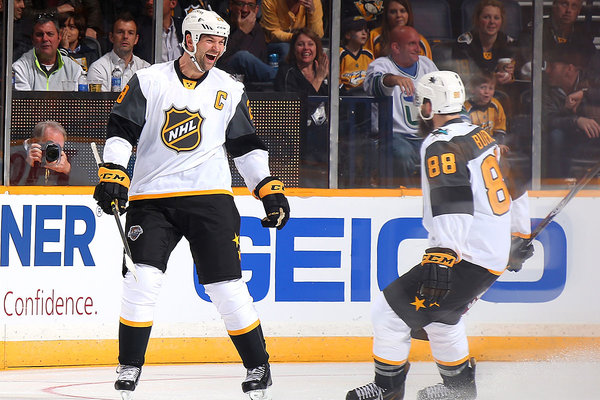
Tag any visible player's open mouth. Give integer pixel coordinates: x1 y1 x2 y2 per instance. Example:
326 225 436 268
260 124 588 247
206 54 217 62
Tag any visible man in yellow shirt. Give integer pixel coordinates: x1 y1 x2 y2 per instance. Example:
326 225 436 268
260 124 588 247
260 0 324 61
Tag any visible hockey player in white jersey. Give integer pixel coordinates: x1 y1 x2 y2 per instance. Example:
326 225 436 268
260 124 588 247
346 71 533 400
93 9 288 400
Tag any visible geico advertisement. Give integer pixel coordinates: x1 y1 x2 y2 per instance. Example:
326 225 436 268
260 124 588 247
1 194 599 339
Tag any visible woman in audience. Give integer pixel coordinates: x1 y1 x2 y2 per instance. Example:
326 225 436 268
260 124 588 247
275 27 329 95
275 28 329 188
453 0 517 86
367 0 431 59
58 11 99 71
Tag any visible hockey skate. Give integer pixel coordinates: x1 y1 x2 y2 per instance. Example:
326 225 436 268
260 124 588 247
241 363 272 400
346 381 405 400
114 364 141 400
416 358 477 400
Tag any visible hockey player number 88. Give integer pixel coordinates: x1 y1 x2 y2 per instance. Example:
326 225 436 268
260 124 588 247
480 154 510 216
427 152 510 216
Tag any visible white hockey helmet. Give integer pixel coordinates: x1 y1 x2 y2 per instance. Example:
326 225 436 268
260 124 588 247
414 71 465 121
181 9 230 56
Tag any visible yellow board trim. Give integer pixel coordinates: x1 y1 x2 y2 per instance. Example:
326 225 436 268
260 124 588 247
3 186 600 198
119 317 153 328
228 320 260 336
2 336 600 369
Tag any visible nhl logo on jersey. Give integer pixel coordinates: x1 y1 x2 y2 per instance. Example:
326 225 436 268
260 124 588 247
161 107 203 152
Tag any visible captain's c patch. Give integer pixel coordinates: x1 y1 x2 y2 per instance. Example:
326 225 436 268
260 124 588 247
161 107 203 152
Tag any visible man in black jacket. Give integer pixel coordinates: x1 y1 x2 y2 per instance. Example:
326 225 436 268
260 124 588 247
217 0 277 83
542 43 600 178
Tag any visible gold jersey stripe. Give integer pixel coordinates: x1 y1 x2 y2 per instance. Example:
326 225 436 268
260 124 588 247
129 189 234 201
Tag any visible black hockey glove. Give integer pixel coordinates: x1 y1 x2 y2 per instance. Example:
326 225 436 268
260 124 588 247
93 162 130 215
253 176 290 230
507 236 534 272
418 247 458 303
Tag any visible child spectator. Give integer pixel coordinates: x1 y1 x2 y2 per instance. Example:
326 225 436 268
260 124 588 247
464 71 509 154
339 16 373 94
58 11 99 71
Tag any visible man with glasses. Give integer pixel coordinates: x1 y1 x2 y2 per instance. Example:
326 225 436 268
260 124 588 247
13 13 82 90
217 0 277 83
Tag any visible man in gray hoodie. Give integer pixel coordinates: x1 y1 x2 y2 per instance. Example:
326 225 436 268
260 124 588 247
13 13 82 91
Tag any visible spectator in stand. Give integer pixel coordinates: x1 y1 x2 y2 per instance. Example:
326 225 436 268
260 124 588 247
10 120 88 185
177 0 225 16
339 16 374 94
260 0 324 62
136 0 183 63
13 13 82 90
275 27 328 95
87 12 150 92
367 0 431 60
0 0 32 61
58 11 99 71
342 0 383 23
453 0 517 86
464 71 509 154
518 0 595 80
364 25 438 186
217 0 276 83
24 0 103 39
542 44 600 179
275 28 329 187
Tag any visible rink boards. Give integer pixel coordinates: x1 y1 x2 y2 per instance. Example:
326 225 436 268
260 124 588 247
1 187 599 368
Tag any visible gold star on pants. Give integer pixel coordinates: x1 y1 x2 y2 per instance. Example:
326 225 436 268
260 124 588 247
410 296 426 311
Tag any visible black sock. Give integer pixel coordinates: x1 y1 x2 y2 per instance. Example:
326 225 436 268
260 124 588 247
437 359 474 388
229 323 269 369
374 359 408 390
118 322 152 368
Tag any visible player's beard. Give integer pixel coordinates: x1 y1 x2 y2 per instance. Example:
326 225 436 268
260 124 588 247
418 118 434 138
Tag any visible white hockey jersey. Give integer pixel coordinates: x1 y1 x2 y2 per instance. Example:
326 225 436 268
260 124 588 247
421 119 529 273
363 55 438 138
104 60 270 200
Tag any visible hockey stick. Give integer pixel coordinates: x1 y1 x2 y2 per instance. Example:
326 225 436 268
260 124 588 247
91 142 138 281
524 160 600 247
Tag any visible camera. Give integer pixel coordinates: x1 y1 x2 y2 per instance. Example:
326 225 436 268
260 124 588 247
41 141 62 165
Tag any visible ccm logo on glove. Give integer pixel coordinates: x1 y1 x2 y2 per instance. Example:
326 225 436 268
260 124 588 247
98 165 130 187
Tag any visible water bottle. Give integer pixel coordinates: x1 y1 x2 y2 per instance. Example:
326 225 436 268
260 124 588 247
111 67 122 92
78 71 88 92
268 53 279 69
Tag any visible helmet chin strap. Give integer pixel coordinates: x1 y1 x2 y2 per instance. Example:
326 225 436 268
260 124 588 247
183 41 205 74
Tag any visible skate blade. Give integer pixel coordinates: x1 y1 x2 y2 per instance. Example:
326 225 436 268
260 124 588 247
119 390 134 400
247 389 271 400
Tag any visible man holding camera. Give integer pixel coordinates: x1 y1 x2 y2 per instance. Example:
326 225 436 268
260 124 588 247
10 120 86 185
